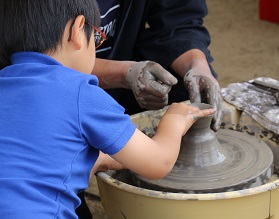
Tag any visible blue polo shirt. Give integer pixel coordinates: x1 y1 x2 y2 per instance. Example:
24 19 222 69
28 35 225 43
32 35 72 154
0 52 135 218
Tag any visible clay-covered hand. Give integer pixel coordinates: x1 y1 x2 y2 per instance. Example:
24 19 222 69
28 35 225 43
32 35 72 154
183 61 223 131
125 61 178 110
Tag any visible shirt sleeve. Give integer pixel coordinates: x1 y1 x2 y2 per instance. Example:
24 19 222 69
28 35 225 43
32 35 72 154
77 77 136 155
135 0 214 68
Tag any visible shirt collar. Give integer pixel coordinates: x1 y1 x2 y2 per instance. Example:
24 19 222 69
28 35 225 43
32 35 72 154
11 52 62 66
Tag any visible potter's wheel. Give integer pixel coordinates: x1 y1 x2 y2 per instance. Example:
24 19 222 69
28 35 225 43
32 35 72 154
132 104 274 193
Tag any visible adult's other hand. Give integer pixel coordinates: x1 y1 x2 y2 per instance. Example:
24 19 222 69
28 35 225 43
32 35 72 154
126 61 178 110
183 60 223 131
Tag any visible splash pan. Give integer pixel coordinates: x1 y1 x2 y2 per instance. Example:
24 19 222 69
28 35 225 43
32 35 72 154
96 102 279 219
133 129 274 193
133 103 273 193
96 171 279 219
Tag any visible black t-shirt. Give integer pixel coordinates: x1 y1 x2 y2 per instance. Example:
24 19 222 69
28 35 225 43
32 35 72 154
96 0 120 58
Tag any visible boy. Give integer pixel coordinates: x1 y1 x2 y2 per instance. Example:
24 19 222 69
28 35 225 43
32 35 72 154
0 0 215 218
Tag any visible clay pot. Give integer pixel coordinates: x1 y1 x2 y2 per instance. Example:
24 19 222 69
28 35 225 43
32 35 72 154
132 103 274 193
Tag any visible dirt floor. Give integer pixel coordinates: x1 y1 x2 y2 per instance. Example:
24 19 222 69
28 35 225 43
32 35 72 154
86 0 279 218
205 0 279 87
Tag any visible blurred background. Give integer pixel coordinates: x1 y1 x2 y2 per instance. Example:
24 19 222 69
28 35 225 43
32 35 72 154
205 0 279 88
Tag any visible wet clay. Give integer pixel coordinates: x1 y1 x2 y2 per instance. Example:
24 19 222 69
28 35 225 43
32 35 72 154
132 103 274 193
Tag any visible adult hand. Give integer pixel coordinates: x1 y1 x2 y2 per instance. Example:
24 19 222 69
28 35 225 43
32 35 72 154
125 61 178 110
183 60 223 131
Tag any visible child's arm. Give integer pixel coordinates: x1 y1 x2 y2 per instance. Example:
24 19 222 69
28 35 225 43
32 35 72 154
111 103 215 180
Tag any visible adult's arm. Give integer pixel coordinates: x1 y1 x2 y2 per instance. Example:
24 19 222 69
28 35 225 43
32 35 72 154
136 0 223 130
92 58 178 110
136 0 213 69
92 58 133 89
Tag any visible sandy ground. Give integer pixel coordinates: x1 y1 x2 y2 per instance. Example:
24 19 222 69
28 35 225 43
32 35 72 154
205 0 279 87
86 0 279 218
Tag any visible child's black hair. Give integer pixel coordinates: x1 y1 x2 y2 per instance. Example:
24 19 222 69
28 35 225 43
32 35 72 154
0 0 101 69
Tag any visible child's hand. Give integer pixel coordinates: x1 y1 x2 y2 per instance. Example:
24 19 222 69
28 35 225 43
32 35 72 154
184 104 215 121
165 103 216 136
111 103 215 180
90 152 126 177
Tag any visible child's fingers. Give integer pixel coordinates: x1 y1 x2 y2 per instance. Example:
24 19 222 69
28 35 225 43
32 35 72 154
194 108 216 120
188 108 216 122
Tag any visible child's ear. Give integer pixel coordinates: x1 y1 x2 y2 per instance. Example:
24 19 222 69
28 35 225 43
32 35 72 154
70 15 86 50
